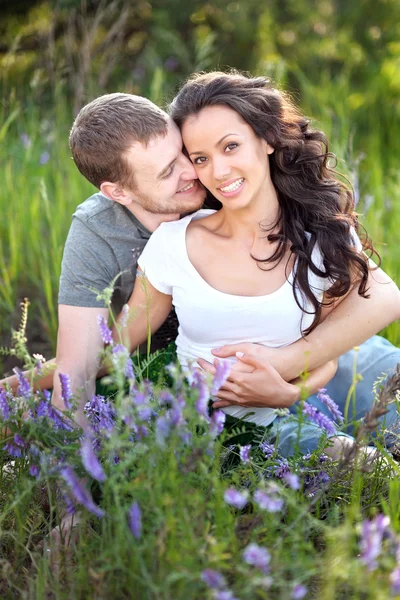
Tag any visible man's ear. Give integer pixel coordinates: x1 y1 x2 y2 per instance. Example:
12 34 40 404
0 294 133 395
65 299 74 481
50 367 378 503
100 181 134 206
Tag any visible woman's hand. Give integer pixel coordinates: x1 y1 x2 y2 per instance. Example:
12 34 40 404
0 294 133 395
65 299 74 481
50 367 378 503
197 353 300 410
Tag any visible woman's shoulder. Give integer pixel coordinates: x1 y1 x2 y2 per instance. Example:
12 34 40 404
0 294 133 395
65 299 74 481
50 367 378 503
153 209 217 237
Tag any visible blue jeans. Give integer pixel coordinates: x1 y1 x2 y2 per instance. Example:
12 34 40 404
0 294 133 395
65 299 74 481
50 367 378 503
268 335 400 457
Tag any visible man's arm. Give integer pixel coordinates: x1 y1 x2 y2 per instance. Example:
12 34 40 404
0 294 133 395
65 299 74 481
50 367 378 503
205 261 400 404
51 305 109 414
212 263 400 377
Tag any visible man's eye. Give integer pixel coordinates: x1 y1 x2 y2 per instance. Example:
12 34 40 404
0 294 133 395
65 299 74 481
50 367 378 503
193 157 207 165
225 143 238 152
164 164 175 178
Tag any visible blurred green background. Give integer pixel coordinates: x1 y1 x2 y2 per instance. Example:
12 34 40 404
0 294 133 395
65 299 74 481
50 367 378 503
1 0 400 366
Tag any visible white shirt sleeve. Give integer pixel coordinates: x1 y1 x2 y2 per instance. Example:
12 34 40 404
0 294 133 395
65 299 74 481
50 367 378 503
137 223 173 295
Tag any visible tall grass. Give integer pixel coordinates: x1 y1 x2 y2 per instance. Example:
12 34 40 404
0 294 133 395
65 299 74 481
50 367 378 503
1 69 399 357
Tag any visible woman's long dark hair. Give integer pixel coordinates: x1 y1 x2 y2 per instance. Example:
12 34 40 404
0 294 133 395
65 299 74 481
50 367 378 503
169 71 376 334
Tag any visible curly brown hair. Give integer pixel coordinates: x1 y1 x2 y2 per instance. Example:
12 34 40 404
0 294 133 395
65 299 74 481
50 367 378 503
169 71 377 334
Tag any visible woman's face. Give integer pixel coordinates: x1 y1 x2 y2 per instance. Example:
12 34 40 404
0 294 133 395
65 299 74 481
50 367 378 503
181 105 274 210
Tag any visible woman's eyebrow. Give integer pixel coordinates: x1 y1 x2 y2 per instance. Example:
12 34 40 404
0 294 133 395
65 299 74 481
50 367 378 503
189 133 239 157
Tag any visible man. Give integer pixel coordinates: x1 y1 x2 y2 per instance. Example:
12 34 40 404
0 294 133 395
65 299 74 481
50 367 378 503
2 93 400 423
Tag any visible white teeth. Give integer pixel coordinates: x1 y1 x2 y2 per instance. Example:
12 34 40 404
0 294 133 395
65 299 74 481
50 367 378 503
178 181 195 193
220 178 244 193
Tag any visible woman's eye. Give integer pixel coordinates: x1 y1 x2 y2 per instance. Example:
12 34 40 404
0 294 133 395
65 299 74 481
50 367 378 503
225 142 238 152
193 156 207 165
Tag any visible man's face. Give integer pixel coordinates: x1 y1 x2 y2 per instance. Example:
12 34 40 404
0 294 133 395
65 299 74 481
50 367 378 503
123 119 206 215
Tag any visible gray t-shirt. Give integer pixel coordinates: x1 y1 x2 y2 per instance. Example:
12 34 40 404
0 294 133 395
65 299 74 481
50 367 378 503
59 192 178 349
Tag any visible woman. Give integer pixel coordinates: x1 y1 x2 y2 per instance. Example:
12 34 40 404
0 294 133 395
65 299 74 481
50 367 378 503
119 72 400 455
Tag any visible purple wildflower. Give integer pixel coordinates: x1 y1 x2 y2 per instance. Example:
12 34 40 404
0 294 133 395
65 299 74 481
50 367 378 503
209 410 226 439
274 458 290 478
20 132 32 149
112 344 135 380
59 488 77 516
0 389 10 421
239 444 251 464
304 471 330 497
59 373 73 410
136 424 149 440
84 395 115 435
243 543 271 574
29 464 40 478
201 569 226 590
97 315 113 345
359 514 390 571
282 471 300 490
39 151 50 165
156 415 171 446
4 441 23 458
223 487 248 510
211 360 231 395
81 436 106 482
60 465 104 518
390 566 400 595
254 488 284 513
137 405 152 422
319 453 330 463
303 402 336 435
214 591 239 600
14 434 26 448
47 404 74 431
291 584 308 599
13 368 31 399
192 370 210 420
128 501 142 539
260 441 275 458
317 388 344 423
164 56 179 72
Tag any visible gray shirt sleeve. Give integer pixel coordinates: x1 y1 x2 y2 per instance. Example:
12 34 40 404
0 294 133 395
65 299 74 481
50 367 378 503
58 216 119 308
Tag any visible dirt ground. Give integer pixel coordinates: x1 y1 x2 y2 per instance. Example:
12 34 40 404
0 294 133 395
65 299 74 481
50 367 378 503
0 298 54 378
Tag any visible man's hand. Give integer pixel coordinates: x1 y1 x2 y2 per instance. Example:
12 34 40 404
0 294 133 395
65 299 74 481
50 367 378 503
209 343 290 377
198 353 300 410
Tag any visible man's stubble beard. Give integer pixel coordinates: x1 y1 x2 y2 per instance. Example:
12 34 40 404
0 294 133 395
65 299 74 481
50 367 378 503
139 189 206 216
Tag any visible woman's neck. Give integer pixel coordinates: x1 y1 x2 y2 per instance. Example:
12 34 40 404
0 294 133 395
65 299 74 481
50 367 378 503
215 184 280 244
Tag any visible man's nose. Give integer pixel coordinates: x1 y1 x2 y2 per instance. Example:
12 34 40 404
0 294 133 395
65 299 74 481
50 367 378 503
180 154 198 179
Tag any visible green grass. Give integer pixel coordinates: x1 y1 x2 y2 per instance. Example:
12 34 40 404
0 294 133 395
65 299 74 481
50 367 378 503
0 69 399 599
1 71 399 357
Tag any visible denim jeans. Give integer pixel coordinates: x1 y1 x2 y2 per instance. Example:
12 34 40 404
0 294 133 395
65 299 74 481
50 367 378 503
267 335 400 457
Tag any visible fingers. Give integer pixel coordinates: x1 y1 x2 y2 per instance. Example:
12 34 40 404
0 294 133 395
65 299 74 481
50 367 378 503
212 401 231 409
196 358 216 375
211 343 251 358
235 353 271 371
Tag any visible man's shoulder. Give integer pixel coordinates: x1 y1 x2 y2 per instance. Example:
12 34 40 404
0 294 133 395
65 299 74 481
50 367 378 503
73 192 121 222
72 192 148 242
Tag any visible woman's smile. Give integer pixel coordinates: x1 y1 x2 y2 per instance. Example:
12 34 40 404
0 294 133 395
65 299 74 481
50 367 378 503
218 177 245 196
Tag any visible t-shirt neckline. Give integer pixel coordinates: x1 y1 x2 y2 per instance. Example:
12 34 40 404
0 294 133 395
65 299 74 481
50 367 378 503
181 209 294 300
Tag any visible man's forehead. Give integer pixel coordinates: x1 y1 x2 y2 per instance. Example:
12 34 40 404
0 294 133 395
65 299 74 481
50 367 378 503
126 120 182 174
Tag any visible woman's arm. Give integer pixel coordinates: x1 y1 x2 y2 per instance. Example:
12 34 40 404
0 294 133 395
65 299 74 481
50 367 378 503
112 271 173 353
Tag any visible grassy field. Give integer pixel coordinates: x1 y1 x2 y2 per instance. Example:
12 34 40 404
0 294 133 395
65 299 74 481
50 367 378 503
1 74 399 364
0 71 400 598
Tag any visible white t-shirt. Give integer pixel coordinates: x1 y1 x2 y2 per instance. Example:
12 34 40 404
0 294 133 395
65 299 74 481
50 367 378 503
138 210 362 426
